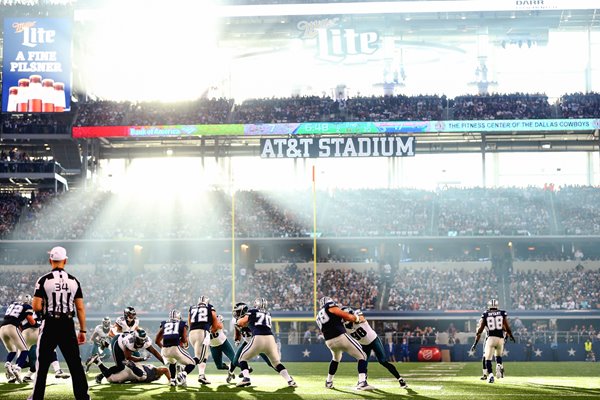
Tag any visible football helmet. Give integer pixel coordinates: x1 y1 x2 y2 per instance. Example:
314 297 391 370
102 317 111 330
198 296 210 305
254 297 268 311
487 299 499 310
124 306 137 322
134 329 147 347
341 306 354 315
169 309 181 321
319 296 334 309
20 294 32 304
232 302 249 319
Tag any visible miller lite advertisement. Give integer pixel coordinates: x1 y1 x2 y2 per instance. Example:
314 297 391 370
2 18 72 113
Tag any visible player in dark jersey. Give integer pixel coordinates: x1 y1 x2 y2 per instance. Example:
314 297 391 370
316 296 372 390
188 295 222 384
1 294 36 383
470 299 515 383
227 302 274 383
235 298 296 388
155 309 196 387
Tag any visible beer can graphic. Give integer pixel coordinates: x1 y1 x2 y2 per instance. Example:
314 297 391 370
42 78 55 112
7 87 18 112
53 82 66 112
28 74 43 112
16 78 30 112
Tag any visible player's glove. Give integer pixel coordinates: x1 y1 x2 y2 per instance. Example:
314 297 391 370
470 344 476 352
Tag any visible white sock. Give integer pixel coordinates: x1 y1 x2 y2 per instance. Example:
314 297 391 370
483 369 487 375
198 362 206 375
279 369 291 381
242 369 250 379
51 361 60 372
358 373 366 382
327 374 335 382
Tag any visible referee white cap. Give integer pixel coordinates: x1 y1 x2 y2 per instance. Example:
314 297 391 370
48 246 68 261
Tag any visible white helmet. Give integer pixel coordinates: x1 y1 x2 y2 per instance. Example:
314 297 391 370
169 309 181 320
319 296 334 309
487 299 499 310
198 296 210 305
253 298 268 311
20 294 32 304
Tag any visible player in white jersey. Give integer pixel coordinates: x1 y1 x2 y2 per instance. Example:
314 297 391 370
342 307 408 389
110 307 139 337
208 315 237 382
85 317 112 372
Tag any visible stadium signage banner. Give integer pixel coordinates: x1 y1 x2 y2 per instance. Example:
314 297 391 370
259 137 415 158
72 118 600 138
2 18 72 113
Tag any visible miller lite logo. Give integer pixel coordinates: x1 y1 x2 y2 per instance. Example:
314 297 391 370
298 18 379 63
13 21 56 48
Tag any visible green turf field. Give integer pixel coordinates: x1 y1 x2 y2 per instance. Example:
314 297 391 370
1 362 599 399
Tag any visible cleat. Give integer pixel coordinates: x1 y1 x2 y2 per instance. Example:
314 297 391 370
8 377 17 384
236 377 251 387
480 374 487 381
86 354 100 372
55 369 70 379
325 380 334 389
226 371 236 383
288 379 297 387
496 365 504 379
170 379 177 387
238 367 253 378
95 373 103 384
5 362 14 381
176 372 187 387
488 375 495 384
356 380 375 391
23 372 35 382
399 377 408 388
12 366 22 383
197 374 211 385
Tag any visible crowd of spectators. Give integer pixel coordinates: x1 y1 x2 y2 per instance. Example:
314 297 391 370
510 266 600 310
5 186 600 239
387 266 499 310
343 94 446 121
559 92 600 119
452 93 553 120
2 114 71 134
0 193 28 239
233 96 338 124
555 185 600 235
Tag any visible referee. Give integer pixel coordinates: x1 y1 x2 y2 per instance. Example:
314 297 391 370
29 246 90 400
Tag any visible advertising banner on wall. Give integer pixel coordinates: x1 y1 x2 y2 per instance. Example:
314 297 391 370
2 18 72 113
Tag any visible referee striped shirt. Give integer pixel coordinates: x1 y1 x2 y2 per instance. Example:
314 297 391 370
34 268 83 317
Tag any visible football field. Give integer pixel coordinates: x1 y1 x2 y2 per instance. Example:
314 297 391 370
1 362 599 399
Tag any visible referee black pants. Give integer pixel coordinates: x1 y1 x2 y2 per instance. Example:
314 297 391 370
30 317 89 400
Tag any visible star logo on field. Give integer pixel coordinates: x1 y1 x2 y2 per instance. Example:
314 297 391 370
302 349 311 358
502 349 509 357
568 348 576 356
534 349 543 357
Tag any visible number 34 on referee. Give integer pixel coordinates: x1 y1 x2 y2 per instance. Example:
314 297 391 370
28 246 90 400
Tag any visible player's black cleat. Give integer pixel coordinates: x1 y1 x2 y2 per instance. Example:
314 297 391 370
480 374 487 381
95 373 103 384
399 377 408 388
325 380 334 389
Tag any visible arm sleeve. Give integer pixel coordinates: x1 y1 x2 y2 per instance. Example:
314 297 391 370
74 278 83 299
33 277 45 298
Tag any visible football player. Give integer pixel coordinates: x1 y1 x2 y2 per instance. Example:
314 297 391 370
155 309 196 387
93 329 164 385
110 307 139 337
235 298 296 388
1 294 36 383
84 317 112 373
208 314 237 382
228 302 274 383
470 299 515 383
19 301 69 382
105 363 171 384
342 307 408 388
316 296 372 390
188 295 222 385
